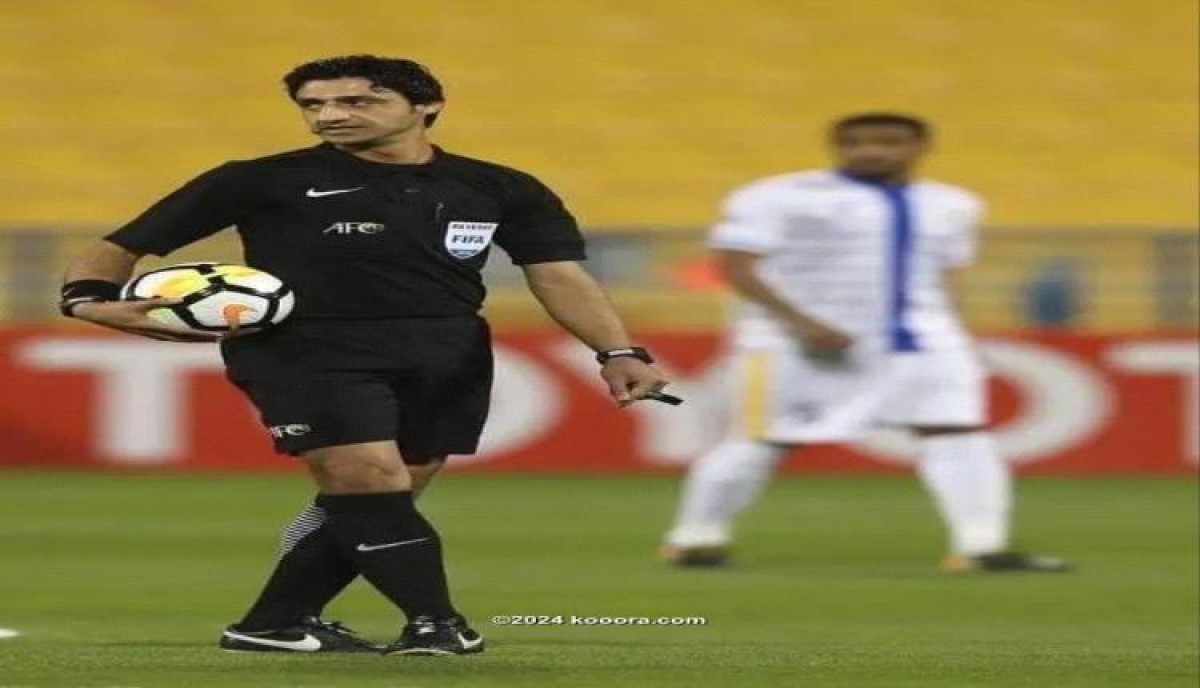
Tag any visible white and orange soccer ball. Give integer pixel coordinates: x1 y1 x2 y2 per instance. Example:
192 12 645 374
121 262 295 334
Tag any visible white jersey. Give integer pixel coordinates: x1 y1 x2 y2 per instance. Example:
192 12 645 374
708 170 985 352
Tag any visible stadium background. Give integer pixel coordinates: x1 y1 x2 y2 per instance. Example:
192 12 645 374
0 0 1195 474
0 2 1197 687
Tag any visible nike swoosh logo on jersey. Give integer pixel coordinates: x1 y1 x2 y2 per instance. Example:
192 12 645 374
356 537 431 552
306 187 364 197
223 631 322 652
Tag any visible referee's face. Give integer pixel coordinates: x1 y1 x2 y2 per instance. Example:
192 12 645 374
832 124 928 180
294 78 440 146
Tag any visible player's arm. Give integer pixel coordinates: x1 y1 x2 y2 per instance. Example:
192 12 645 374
496 172 669 406
709 183 852 353
522 260 669 406
943 266 968 320
939 192 986 325
715 249 851 352
61 240 218 342
59 162 257 342
521 261 631 350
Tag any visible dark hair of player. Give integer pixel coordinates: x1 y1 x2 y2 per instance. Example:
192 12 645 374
830 112 932 141
282 55 445 127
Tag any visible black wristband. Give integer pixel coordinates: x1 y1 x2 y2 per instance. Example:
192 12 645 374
62 279 122 302
59 296 107 318
60 280 122 318
596 346 654 365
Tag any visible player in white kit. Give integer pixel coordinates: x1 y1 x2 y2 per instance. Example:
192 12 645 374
662 113 1069 572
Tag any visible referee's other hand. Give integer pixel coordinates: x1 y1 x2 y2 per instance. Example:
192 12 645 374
71 298 223 343
600 357 671 408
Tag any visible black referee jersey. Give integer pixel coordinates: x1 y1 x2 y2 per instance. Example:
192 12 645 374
104 143 587 319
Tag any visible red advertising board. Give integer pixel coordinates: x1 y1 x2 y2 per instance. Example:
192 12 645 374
0 327 1195 474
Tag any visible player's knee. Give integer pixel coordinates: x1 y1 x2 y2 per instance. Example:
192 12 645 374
305 445 412 494
696 440 782 473
323 461 410 493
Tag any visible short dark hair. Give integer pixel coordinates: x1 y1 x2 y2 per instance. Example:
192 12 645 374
830 112 931 140
282 55 445 127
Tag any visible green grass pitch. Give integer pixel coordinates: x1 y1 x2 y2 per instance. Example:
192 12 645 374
0 471 1195 687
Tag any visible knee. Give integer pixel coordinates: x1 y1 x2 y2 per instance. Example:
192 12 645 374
322 462 399 493
692 440 782 482
307 446 411 494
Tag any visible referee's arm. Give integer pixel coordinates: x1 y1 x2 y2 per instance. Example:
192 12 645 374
522 261 631 351
60 162 255 341
522 260 668 406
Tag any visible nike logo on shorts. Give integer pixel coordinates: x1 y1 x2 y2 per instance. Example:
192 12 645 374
356 537 431 552
306 187 364 197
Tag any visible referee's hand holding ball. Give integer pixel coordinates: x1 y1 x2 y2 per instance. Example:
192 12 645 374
70 298 223 343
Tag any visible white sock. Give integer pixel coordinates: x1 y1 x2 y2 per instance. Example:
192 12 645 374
916 431 1013 556
664 440 784 547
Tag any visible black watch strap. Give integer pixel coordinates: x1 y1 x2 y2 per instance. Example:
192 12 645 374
596 346 654 365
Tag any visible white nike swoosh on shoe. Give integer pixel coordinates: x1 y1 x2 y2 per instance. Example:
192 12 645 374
356 537 431 552
223 631 322 652
457 632 483 650
306 187 364 197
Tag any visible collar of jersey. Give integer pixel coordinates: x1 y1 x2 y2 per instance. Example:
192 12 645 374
317 143 446 175
833 169 910 190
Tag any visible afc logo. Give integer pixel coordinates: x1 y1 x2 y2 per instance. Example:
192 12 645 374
269 424 312 438
323 222 386 235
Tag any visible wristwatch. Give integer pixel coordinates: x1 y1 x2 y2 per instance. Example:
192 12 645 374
596 346 654 365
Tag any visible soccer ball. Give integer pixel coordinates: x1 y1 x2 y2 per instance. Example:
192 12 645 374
121 262 295 333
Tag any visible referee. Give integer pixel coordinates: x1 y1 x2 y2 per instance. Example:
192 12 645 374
59 55 670 656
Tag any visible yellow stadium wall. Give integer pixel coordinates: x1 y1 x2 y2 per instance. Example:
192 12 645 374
1 0 1196 228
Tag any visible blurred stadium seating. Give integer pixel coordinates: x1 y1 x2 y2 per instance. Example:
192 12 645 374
0 0 1196 330
2 225 1195 331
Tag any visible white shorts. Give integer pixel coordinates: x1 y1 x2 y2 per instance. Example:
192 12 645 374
726 342 988 444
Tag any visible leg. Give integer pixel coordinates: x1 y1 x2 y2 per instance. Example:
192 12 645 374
306 441 457 618
223 373 404 645
661 344 824 565
234 501 357 632
234 459 445 632
223 317 490 654
912 426 1069 572
662 439 787 560
309 444 484 655
912 425 1012 557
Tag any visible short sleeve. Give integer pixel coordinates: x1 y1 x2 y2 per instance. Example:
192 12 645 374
941 194 986 268
104 162 259 256
492 172 586 265
707 183 790 255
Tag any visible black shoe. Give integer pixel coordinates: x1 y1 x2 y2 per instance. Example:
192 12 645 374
219 616 380 653
660 544 731 567
942 551 1073 573
382 615 485 656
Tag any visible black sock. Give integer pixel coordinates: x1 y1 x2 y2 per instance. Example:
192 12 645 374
236 502 358 632
317 491 457 621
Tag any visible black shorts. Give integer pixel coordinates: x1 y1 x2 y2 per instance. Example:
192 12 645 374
220 315 493 461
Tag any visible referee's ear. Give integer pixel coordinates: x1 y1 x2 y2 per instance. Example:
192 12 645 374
417 102 444 127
